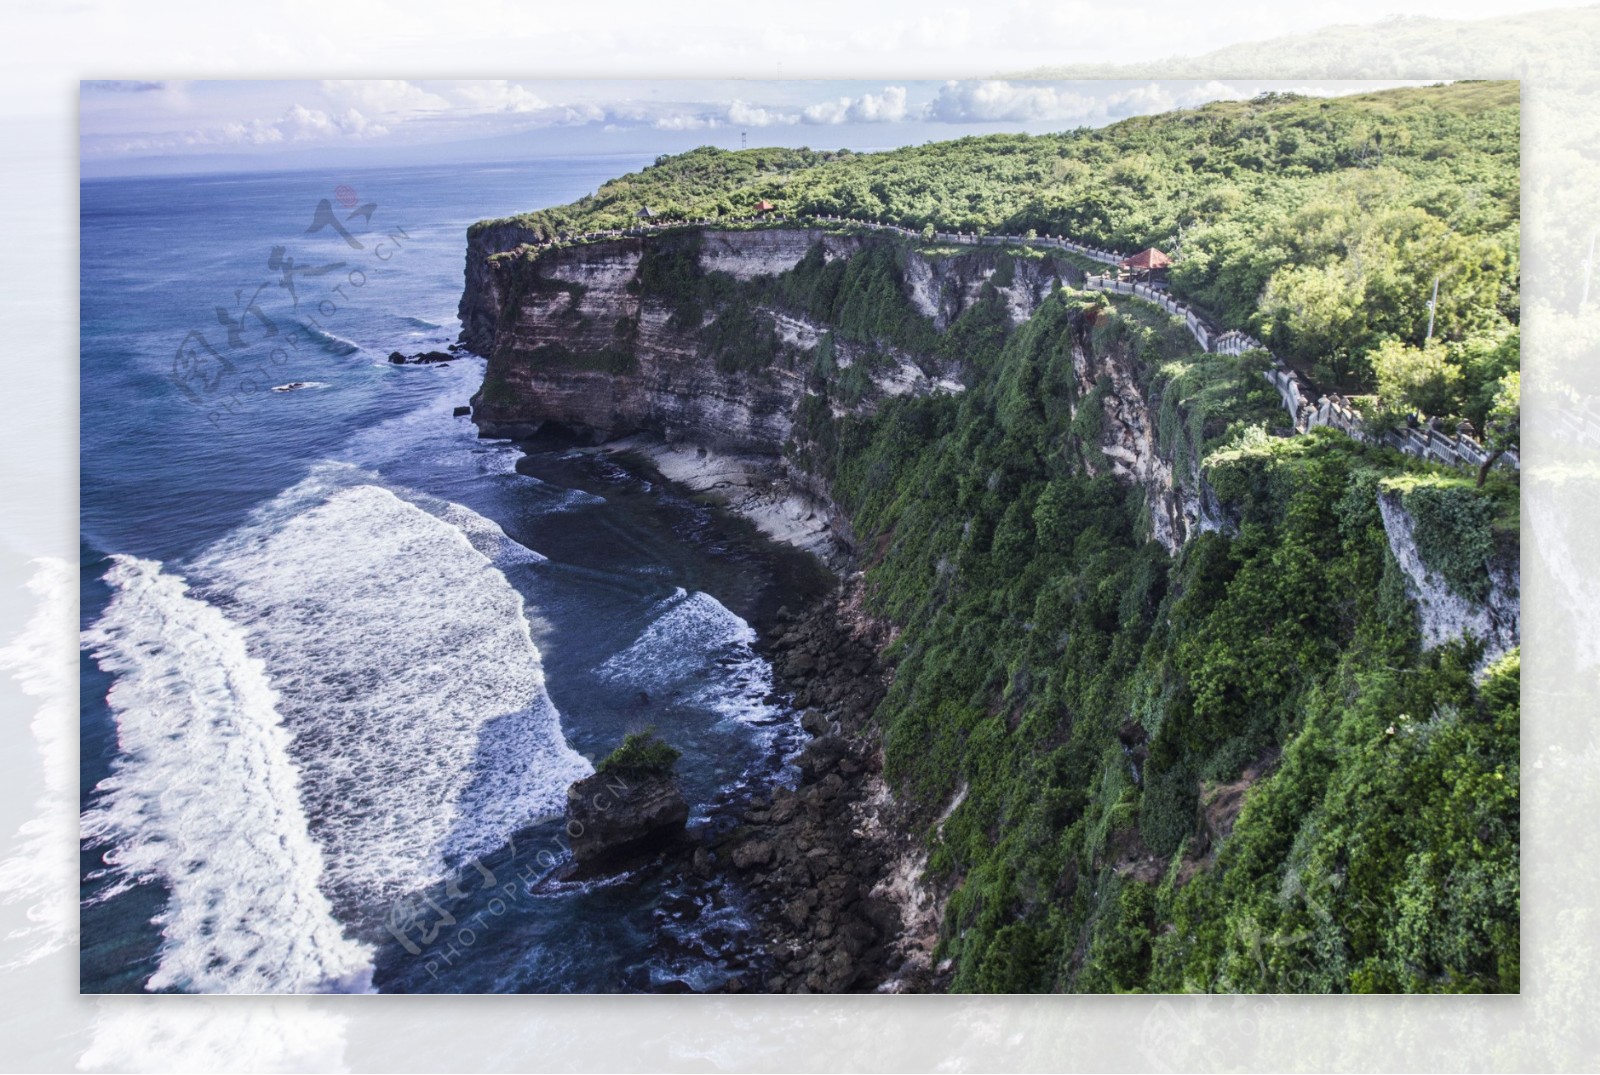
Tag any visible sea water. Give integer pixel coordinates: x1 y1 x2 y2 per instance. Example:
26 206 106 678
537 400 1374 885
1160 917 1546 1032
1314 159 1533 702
79 159 823 993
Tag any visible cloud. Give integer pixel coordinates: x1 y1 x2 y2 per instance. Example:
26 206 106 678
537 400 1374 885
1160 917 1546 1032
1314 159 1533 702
652 111 719 131
801 85 908 125
276 105 387 141
319 79 452 116
924 80 1097 123
446 80 547 114
727 100 798 127
92 104 387 155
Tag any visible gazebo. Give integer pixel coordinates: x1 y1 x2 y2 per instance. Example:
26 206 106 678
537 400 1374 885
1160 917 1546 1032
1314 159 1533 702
754 199 776 214
1118 247 1172 284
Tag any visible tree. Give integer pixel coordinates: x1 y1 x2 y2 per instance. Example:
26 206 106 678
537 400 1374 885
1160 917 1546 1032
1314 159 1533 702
1477 370 1519 487
1369 338 1465 418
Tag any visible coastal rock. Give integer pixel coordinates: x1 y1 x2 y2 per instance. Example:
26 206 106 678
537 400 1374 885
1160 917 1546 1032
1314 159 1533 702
388 350 456 365
564 769 688 868
453 405 472 417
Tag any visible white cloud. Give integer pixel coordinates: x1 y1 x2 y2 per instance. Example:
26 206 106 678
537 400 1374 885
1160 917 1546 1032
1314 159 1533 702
97 103 387 155
801 85 908 125
446 80 547 114
925 80 1099 123
727 99 798 127
652 111 719 131
207 119 283 146
319 79 452 116
280 105 338 139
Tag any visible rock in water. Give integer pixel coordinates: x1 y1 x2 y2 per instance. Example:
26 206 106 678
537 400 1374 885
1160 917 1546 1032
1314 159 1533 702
453 405 472 417
566 771 688 866
565 732 688 868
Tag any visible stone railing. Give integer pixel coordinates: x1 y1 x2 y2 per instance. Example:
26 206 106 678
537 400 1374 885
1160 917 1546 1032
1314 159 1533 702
1083 274 1215 352
1257 339 1518 471
490 210 1517 473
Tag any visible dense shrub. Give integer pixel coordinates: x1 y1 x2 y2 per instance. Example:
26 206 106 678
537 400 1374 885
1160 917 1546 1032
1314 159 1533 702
595 731 682 778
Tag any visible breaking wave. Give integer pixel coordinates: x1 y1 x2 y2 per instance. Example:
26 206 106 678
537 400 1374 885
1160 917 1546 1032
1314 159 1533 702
188 472 591 902
81 556 374 994
598 588 781 728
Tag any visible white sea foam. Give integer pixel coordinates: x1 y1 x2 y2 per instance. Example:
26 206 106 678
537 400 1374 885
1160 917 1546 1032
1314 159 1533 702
0 557 77 968
80 556 374 994
191 478 592 901
598 589 779 727
296 321 360 356
433 499 548 565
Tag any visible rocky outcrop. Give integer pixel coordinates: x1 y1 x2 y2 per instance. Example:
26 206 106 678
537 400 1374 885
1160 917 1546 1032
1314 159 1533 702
460 220 543 353
1377 490 1520 669
715 583 938 992
388 350 455 365
902 246 1070 330
459 227 1073 447
565 768 689 869
458 226 1085 564
1071 320 1223 552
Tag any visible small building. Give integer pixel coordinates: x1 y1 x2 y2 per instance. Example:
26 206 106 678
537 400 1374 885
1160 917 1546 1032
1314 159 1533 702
1118 247 1172 283
754 199 776 214
636 206 654 219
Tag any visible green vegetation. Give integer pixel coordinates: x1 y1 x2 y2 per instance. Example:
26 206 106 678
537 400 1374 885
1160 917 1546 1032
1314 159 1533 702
485 82 1518 400
595 731 682 779
801 285 1518 993
1381 471 1514 602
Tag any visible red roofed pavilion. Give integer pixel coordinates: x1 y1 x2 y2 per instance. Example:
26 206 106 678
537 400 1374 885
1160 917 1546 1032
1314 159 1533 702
1119 247 1172 282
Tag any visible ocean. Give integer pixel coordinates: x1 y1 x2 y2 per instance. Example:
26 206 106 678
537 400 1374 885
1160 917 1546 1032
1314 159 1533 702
78 158 824 993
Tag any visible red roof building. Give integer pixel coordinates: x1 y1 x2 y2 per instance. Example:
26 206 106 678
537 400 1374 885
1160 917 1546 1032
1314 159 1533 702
754 199 776 213
1119 248 1172 272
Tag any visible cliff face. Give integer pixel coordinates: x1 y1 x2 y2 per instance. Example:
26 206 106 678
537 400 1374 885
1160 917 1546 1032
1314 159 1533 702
1377 491 1520 669
459 225 1221 560
1070 331 1224 553
463 228 1064 445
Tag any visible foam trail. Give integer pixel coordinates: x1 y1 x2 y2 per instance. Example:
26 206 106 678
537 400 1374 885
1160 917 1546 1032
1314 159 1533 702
433 499 547 565
598 589 781 727
192 480 592 900
295 320 360 356
0 557 77 968
81 556 374 994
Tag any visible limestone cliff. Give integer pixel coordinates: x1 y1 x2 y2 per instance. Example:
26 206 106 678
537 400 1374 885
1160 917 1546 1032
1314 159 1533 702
1069 325 1225 553
457 225 1239 561
459 226 1085 562
1377 490 1520 669
462 227 1060 443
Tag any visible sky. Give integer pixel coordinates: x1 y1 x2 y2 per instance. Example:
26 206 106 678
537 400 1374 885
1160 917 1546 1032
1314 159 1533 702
80 77 1442 176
